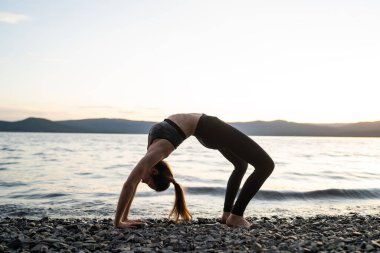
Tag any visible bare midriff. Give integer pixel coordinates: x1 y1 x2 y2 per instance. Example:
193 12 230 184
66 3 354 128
167 113 203 137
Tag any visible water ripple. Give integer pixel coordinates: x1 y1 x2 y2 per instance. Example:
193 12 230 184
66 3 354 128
0 162 19 166
1 147 18 152
183 187 380 200
75 172 92 176
0 181 27 187
10 193 69 199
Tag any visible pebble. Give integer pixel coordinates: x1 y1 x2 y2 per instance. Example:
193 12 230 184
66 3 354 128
0 214 379 252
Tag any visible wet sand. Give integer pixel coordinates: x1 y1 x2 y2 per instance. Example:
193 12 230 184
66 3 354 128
1 213 380 252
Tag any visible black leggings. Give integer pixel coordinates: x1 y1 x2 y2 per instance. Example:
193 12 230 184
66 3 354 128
194 114 275 216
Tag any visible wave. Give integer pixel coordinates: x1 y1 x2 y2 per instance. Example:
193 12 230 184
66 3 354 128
9 193 69 199
0 181 27 187
5 187 380 201
0 162 18 166
1 147 18 152
183 187 380 200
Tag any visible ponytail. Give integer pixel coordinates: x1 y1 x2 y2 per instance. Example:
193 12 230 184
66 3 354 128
169 178 192 222
151 160 192 222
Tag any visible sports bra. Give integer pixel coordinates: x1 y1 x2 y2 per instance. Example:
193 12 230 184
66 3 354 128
147 119 187 149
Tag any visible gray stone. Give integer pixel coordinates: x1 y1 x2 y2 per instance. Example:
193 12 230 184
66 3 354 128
43 237 60 244
7 238 22 249
366 244 375 251
83 243 96 251
72 241 83 248
41 245 48 253
31 244 48 253
253 242 262 251
97 230 107 237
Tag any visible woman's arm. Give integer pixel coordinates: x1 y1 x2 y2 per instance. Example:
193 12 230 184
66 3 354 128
114 142 172 228
121 185 137 222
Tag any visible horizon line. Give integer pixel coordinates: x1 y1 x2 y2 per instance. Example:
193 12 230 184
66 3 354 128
1 116 380 125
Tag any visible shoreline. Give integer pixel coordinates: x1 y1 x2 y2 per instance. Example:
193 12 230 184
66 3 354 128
1 214 380 252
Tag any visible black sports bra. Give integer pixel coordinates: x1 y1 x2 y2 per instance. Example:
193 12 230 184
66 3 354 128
147 119 187 149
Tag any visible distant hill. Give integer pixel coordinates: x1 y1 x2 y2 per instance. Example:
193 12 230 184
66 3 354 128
1 117 380 137
0 118 85 133
0 118 155 134
231 120 380 137
58 118 155 134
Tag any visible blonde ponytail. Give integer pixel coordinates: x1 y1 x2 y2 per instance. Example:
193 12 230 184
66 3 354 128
169 178 192 222
151 161 192 222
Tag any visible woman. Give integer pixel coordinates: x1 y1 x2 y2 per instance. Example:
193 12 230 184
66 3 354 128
114 113 275 228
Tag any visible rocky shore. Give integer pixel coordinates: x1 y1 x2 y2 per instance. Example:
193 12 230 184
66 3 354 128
1 214 380 252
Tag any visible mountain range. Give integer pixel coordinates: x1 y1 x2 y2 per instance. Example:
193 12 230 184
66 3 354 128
0 117 380 137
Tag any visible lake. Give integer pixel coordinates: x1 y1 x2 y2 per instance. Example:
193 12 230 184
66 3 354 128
1 133 379 219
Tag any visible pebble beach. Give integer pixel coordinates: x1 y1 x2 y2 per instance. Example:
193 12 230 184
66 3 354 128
1 214 380 252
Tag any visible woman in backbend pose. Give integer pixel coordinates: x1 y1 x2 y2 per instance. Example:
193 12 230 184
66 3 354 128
114 113 275 228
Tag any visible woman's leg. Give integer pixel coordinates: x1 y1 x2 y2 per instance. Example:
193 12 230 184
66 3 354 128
194 115 274 226
219 149 248 217
225 132 275 217
217 124 275 227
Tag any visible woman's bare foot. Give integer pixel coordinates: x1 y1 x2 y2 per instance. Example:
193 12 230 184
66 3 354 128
226 213 251 228
221 212 230 224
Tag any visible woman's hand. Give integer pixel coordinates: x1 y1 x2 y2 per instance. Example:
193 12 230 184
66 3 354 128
114 148 168 229
115 219 146 229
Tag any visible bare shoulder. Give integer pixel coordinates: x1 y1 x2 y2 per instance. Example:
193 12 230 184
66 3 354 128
167 113 203 136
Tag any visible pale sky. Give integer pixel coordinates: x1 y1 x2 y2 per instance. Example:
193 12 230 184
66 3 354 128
1 0 379 123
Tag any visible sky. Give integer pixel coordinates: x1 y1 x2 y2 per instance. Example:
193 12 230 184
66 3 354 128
1 0 379 123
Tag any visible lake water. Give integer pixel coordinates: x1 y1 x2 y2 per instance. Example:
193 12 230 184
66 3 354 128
0 132 379 220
